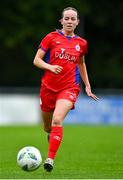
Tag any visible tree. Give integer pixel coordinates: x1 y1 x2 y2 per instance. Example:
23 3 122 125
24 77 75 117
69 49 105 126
0 0 123 89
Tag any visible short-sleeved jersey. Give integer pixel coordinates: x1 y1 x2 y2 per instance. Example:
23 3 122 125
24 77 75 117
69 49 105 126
39 30 88 92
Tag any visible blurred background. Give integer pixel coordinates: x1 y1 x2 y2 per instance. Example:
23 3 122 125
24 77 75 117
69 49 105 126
0 0 123 125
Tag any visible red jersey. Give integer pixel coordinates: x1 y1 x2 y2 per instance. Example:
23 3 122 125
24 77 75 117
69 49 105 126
39 30 88 92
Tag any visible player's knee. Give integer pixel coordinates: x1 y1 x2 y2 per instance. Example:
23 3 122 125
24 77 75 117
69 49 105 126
52 115 62 126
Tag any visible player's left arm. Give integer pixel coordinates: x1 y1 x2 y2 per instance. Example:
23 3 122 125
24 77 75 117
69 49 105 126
78 56 99 101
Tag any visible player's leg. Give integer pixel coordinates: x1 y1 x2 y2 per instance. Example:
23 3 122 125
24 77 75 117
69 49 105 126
41 111 53 142
40 85 55 136
41 111 53 133
44 99 73 172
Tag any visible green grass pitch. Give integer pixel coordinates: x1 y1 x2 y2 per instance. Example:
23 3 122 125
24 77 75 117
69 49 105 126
0 125 123 179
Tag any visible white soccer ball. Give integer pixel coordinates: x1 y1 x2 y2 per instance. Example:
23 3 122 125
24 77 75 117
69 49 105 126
17 146 42 171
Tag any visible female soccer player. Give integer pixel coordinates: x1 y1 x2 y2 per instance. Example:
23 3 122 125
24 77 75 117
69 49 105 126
33 7 98 172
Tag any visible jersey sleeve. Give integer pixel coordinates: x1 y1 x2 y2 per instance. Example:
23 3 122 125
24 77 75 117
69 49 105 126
80 40 88 56
84 40 88 54
39 33 53 52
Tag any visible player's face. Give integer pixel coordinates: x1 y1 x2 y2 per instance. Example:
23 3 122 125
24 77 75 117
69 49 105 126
61 10 79 34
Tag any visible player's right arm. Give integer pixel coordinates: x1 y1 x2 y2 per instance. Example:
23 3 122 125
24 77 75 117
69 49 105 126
33 48 63 74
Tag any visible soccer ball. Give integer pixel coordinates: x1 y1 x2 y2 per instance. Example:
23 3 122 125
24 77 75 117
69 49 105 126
17 146 42 171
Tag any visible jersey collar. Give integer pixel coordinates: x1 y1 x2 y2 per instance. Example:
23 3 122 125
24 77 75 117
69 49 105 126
56 29 78 39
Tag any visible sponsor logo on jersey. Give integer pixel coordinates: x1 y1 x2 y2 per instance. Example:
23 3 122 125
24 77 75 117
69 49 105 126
55 48 77 63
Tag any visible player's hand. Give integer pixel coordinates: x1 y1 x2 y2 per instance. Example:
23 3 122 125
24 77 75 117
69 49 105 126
85 86 99 101
50 65 63 74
